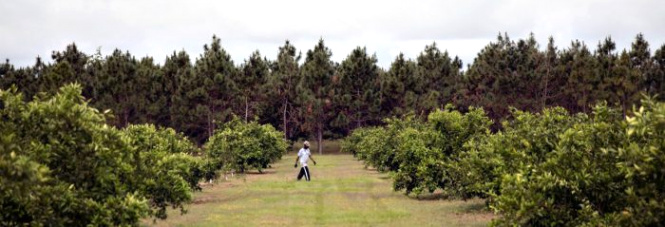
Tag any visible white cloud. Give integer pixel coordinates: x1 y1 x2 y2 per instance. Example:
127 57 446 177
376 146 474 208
1 0 664 69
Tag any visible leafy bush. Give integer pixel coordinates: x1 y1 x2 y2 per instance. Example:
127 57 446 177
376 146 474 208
0 84 208 225
341 126 373 157
204 118 287 177
429 106 492 197
493 100 665 226
346 99 665 226
122 124 205 218
618 98 665 226
392 127 443 195
491 104 624 226
0 85 149 226
345 114 423 172
454 107 581 199
354 127 390 170
345 107 492 196
428 106 492 156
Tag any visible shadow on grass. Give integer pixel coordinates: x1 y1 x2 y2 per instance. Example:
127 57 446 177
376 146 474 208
192 194 248 205
458 201 489 213
410 192 451 201
378 175 391 180
405 191 491 214
244 170 276 175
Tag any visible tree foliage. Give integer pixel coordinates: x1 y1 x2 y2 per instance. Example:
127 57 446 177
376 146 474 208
204 118 287 176
3 33 663 145
0 84 210 225
298 39 335 153
345 107 491 196
122 124 204 218
0 84 148 225
346 97 665 226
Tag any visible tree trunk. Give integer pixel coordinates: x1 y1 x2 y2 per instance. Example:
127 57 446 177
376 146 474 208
245 96 249 122
622 93 627 119
542 65 550 110
169 80 177 128
207 111 212 138
283 98 288 140
317 128 323 155
582 91 588 113
208 104 215 139
123 108 129 128
356 89 361 129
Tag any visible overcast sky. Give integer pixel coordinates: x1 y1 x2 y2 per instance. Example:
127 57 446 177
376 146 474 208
1 0 664 69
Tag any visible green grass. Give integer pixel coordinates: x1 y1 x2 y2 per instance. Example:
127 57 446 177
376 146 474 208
144 142 493 226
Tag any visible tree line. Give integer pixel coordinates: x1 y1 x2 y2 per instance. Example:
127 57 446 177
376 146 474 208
2 33 665 153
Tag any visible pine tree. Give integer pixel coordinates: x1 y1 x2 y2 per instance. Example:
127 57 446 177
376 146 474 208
51 43 92 97
237 51 269 122
299 39 335 154
629 34 653 95
539 36 561 108
596 37 618 103
0 59 17 91
96 49 138 127
163 50 193 131
616 50 642 116
415 42 460 112
382 53 417 117
266 40 301 139
134 57 161 124
336 46 380 134
652 44 665 100
189 35 238 143
40 61 75 95
564 40 598 113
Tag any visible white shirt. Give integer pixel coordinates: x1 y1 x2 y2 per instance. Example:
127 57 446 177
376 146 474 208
298 148 311 167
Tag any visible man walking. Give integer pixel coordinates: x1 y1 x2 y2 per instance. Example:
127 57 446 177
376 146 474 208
294 141 317 181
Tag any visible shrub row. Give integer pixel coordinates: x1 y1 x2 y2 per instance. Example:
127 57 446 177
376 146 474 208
343 106 491 195
0 84 286 226
344 100 665 226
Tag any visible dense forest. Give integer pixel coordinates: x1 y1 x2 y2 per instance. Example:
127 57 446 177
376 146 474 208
1 33 664 154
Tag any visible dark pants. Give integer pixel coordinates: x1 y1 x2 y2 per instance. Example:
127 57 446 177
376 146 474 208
297 166 310 181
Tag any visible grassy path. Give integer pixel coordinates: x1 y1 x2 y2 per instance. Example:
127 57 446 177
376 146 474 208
145 152 492 226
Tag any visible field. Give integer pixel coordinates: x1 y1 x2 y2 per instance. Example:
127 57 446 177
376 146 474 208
144 141 493 226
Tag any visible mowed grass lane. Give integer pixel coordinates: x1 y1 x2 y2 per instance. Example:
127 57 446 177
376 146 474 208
145 143 493 226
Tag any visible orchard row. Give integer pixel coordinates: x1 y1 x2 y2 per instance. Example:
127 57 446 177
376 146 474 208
344 100 665 226
0 84 286 226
